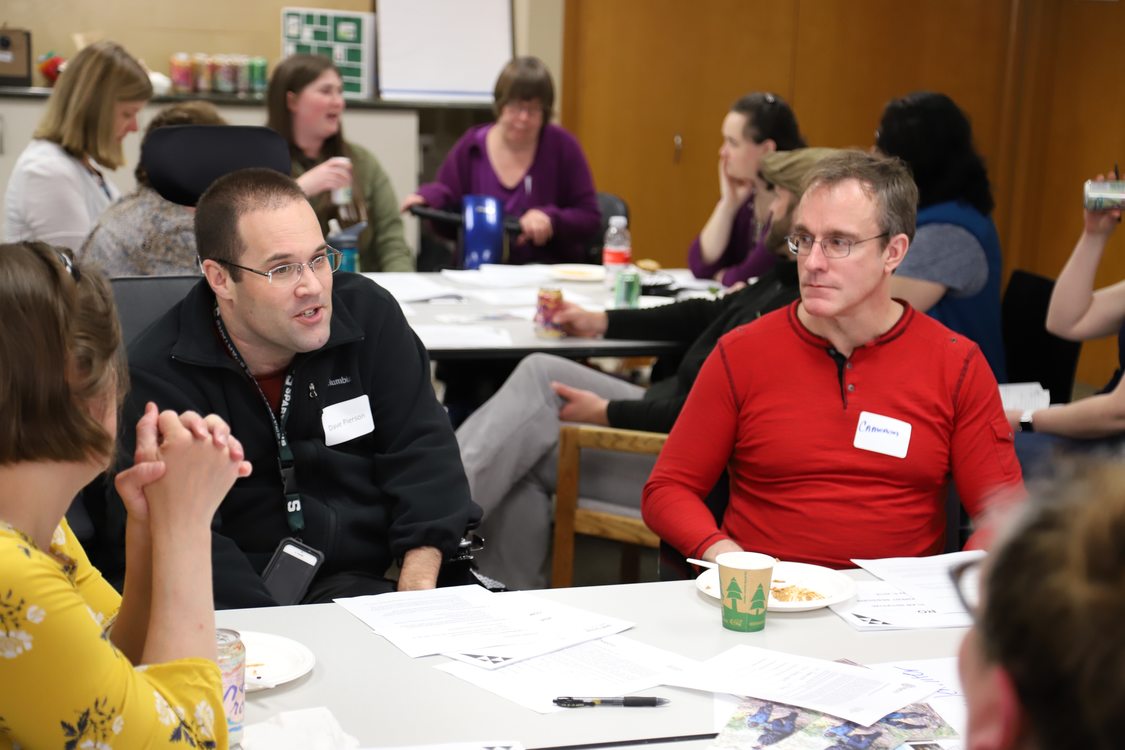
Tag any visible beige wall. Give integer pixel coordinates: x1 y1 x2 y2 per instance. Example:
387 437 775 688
6 0 562 92
4 0 371 83
513 0 565 114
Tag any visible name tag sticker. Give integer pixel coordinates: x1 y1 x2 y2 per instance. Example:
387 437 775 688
321 395 374 447
853 410 912 458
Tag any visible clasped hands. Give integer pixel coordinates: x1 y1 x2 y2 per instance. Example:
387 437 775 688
115 402 252 528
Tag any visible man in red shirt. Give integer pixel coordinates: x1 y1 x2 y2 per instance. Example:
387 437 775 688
642 151 1024 568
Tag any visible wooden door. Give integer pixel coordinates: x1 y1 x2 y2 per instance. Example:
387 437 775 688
563 0 797 269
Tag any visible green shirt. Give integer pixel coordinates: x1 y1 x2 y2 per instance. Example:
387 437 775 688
292 140 414 272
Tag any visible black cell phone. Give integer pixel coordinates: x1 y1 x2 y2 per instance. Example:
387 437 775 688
261 537 324 605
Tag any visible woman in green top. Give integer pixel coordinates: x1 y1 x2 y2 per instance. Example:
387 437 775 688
267 54 414 272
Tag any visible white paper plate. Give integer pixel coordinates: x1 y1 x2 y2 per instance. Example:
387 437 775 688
550 264 606 282
240 631 316 692
695 561 857 612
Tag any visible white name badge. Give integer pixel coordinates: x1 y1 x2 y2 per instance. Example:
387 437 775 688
853 411 912 458
321 395 375 447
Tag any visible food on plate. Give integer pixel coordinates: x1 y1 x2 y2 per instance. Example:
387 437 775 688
770 583 825 602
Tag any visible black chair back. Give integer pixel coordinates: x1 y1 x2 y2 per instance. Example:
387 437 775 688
111 275 200 347
1002 270 1082 403
143 125 291 206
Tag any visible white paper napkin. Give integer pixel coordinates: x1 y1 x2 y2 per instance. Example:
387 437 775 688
241 707 359 750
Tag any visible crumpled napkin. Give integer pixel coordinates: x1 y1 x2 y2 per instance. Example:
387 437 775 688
240 706 360 750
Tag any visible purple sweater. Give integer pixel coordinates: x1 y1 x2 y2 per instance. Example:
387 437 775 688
687 194 777 286
416 123 601 265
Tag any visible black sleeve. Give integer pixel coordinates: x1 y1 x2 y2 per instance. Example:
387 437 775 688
605 390 687 434
362 289 480 558
606 296 728 344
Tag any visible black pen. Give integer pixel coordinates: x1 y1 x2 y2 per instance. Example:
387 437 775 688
554 696 670 708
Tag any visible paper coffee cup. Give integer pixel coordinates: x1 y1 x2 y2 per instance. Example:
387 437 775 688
716 551 775 632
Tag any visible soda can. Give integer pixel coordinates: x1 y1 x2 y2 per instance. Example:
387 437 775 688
192 53 213 93
535 287 565 338
214 55 238 94
235 55 251 94
1084 180 1125 211
614 269 641 309
249 56 269 94
329 158 354 207
216 628 246 745
169 53 193 94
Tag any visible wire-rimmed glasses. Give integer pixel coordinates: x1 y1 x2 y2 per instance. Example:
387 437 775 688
785 232 889 258
220 246 343 286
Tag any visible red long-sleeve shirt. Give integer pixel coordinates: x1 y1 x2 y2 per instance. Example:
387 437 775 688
642 301 1023 567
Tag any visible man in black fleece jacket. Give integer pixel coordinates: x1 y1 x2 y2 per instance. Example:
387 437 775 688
100 169 479 608
456 148 837 589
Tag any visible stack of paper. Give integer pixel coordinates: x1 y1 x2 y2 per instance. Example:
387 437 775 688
831 551 984 631
335 586 694 713
998 381 1050 411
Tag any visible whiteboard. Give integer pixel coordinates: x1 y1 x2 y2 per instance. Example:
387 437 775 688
377 0 513 102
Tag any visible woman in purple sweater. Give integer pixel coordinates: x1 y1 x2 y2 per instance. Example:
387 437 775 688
401 56 601 265
688 92 806 286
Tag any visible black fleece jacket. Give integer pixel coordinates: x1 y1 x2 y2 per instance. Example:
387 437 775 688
101 273 479 608
604 260 800 433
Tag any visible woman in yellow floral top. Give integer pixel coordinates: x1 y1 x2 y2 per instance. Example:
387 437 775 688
0 241 252 748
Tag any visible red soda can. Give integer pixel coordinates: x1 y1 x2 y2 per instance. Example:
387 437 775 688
535 287 565 338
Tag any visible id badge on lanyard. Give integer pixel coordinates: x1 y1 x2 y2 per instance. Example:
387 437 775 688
213 305 306 535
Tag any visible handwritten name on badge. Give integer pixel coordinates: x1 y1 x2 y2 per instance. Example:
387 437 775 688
321 395 374 446
853 411 912 458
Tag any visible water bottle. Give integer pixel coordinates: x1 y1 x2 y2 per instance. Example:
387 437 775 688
602 215 631 289
327 218 363 273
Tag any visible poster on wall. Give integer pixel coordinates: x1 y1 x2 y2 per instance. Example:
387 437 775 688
376 0 513 102
281 7 376 99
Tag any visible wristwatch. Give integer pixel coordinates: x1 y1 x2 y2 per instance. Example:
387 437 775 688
1018 409 1036 433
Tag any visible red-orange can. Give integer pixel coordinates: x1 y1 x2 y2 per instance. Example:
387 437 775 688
535 287 565 338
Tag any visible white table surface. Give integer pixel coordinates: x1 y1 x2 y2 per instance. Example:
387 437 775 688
364 270 686 361
217 576 966 748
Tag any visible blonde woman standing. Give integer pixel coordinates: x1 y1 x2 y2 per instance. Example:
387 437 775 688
3 41 152 251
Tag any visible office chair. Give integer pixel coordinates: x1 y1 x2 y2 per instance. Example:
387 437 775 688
1002 269 1082 403
586 192 629 264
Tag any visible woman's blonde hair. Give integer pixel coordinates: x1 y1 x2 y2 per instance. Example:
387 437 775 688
33 41 152 169
0 242 126 464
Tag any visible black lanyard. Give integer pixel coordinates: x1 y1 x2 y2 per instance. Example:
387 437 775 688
213 304 305 536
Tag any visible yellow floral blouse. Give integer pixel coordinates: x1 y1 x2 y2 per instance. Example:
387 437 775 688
0 519 227 749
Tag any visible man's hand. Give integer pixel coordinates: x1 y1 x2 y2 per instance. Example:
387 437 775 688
701 538 743 562
294 156 353 198
551 382 609 425
398 546 442 591
518 208 554 246
553 302 608 338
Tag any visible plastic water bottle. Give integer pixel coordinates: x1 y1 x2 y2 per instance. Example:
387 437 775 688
602 215 631 289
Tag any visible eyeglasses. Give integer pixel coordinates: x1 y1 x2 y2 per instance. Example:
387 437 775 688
220 246 343 286
948 557 984 618
504 101 544 117
785 232 889 258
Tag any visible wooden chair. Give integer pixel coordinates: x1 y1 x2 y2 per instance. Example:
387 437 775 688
550 425 666 588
